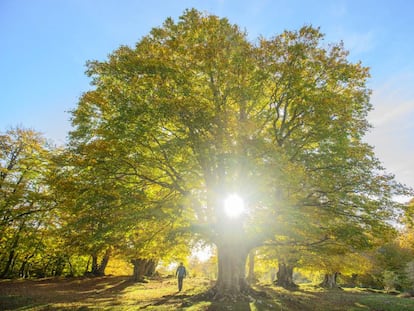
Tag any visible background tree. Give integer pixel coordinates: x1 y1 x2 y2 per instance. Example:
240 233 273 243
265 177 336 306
371 202 414 291
69 9 411 299
0 128 57 278
53 143 154 276
62 104 194 278
120 205 191 282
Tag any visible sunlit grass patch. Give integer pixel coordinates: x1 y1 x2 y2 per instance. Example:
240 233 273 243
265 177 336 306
2 277 414 311
348 292 414 311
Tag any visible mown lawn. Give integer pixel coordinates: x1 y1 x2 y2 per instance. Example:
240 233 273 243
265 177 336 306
0 276 413 310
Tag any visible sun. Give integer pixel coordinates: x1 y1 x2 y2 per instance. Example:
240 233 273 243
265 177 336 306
224 194 245 218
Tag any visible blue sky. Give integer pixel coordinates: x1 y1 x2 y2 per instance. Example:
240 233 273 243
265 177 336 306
1 0 414 195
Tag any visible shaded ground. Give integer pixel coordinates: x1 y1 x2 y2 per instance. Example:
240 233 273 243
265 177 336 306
1 276 413 310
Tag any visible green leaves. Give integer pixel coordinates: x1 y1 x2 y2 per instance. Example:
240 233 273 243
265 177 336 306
67 9 412 277
0 127 58 277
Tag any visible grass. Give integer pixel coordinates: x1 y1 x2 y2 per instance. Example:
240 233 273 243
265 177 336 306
0 276 413 310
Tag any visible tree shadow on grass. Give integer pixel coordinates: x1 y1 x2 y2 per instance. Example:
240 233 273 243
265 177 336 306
140 287 255 310
0 276 136 310
206 301 252 311
193 283 320 311
140 292 189 309
187 285 276 311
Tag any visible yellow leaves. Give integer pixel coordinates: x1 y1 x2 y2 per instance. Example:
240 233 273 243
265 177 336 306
397 228 414 251
62 10 412 276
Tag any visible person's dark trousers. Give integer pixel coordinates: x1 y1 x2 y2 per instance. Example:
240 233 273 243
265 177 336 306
178 277 184 291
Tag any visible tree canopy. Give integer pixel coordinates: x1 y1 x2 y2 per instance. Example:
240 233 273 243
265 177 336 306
1 9 412 299
67 9 411 297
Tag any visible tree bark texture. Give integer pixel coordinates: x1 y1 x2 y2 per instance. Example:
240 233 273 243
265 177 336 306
144 259 158 277
131 258 157 282
90 249 111 276
1 249 16 278
19 253 34 278
275 262 298 289
96 249 111 276
91 254 98 275
320 272 341 288
214 243 249 298
247 250 257 284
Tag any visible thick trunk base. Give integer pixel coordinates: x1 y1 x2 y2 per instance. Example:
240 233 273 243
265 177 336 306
247 251 258 284
213 241 248 300
131 258 157 282
208 283 251 302
203 241 267 301
90 249 111 277
320 272 342 289
274 263 298 289
199 281 267 303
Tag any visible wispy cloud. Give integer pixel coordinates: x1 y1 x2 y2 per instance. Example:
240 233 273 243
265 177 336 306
365 73 414 191
369 73 414 127
324 2 376 56
343 31 376 55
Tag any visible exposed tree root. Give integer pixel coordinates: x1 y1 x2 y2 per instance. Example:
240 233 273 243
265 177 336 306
192 283 268 303
273 279 299 290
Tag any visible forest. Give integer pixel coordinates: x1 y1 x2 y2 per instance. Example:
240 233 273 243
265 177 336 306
1 9 414 305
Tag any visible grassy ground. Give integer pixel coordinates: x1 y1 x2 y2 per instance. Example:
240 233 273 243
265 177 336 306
0 276 413 311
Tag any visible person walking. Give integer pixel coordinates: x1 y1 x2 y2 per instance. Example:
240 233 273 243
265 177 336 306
176 262 187 291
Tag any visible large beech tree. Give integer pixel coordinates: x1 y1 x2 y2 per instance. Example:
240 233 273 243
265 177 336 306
69 9 410 299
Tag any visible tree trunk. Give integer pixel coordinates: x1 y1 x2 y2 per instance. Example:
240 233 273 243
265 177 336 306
19 260 28 278
19 254 34 278
145 259 158 277
96 248 111 276
320 272 341 289
91 254 99 275
54 256 66 276
90 249 111 276
131 258 154 282
211 238 250 300
247 250 256 284
0 249 16 278
84 256 91 275
67 257 75 277
1 222 24 278
275 262 297 289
